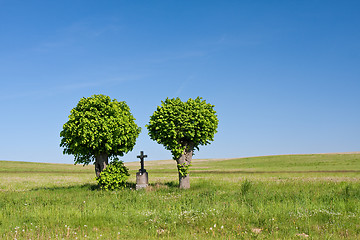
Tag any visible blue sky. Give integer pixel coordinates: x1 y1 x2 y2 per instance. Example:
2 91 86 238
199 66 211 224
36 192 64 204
0 0 359 164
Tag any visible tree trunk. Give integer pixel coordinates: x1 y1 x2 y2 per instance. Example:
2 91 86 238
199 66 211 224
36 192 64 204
95 153 108 177
176 142 194 189
179 173 190 189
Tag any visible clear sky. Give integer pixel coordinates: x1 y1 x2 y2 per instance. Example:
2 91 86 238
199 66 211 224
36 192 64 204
1 0 359 164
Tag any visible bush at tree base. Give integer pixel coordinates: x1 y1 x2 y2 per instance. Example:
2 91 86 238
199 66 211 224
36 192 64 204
96 159 130 190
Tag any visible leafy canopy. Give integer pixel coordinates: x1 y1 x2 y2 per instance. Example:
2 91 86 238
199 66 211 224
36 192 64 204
146 97 218 159
60 94 141 165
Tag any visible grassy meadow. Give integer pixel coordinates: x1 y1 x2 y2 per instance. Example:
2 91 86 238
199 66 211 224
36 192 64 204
0 153 359 239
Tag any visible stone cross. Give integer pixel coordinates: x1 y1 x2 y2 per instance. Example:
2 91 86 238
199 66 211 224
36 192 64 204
136 151 148 190
137 151 147 173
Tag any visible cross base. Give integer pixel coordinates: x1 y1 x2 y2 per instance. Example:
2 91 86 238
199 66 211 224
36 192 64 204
136 171 148 190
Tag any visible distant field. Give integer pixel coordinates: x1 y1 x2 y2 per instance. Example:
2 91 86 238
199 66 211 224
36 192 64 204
0 153 359 239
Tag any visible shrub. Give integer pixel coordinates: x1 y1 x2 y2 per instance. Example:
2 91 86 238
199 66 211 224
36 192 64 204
96 159 130 190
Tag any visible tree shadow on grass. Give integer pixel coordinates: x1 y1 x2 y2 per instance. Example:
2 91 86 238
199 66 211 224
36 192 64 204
164 181 178 188
144 181 179 191
30 181 179 192
30 183 100 192
127 182 136 189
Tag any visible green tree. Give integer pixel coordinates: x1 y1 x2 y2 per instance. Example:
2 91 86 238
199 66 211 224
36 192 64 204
146 97 218 189
60 94 141 177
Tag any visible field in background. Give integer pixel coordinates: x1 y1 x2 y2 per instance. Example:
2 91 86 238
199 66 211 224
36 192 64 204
0 153 359 239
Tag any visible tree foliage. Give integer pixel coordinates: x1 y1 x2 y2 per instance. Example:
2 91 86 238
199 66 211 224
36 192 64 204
146 97 218 160
96 159 130 190
60 94 141 165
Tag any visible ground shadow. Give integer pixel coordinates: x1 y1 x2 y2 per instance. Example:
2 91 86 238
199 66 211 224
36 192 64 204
163 181 178 188
30 183 100 192
29 181 179 192
127 182 136 189
147 181 179 190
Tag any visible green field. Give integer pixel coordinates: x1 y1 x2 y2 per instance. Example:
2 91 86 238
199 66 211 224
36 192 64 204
0 153 359 239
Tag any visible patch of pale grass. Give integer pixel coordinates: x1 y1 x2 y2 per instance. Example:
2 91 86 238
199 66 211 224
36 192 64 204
290 177 360 182
125 159 174 167
141 177 177 183
191 175 360 185
0 174 94 191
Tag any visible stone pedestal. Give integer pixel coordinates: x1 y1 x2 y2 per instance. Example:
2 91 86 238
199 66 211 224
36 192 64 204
136 171 148 190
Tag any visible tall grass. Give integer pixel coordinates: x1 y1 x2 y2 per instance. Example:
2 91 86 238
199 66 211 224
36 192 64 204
0 154 359 239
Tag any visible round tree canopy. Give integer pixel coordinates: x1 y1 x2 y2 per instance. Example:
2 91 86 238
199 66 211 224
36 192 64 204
60 94 141 165
147 97 218 159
